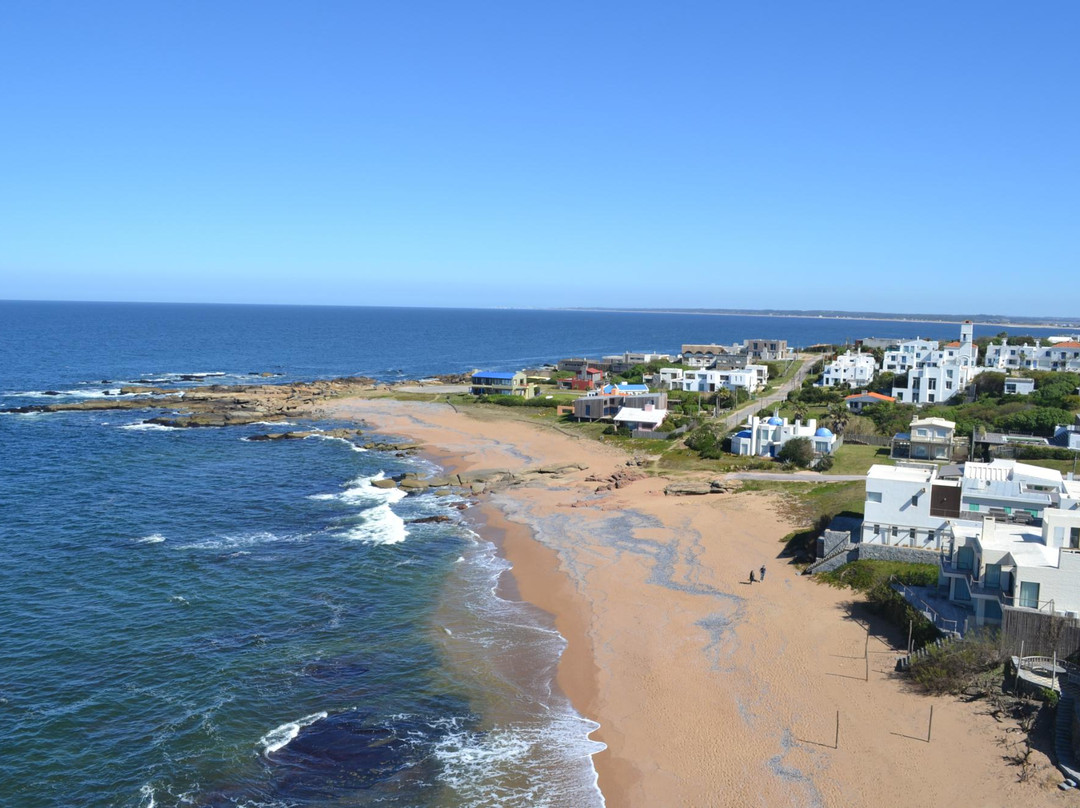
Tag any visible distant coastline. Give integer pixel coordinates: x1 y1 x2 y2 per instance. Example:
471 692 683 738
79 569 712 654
558 307 1080 331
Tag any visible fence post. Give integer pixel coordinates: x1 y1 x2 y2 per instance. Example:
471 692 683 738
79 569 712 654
927 705 933 743
834 710 839 749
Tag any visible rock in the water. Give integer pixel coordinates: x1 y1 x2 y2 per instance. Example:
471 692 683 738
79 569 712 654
398 478 429 492
408 515 452 524
370 478 398 489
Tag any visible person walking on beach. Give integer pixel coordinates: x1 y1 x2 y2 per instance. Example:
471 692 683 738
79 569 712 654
749 570 756 584
760 564 767 582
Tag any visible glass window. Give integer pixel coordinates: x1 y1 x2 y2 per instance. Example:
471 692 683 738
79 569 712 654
867 491 882 503
1019 581 1040 610
985 564 1001 588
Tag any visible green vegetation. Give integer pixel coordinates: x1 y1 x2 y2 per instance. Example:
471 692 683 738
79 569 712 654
823 443 893 476
739 479 864 523
908 630 1005 694
776 436 814 467
477 393 577 409
867 583 942 650
817 560 938 591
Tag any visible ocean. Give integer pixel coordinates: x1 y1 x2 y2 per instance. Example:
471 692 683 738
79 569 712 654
0 301 1067 807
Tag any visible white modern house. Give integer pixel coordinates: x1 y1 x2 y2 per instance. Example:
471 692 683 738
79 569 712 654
730 414 838 458
984 339 1080 372
891 322 982 406
655 366 767 393
882 338 939 373
860 459 1080 549
940 508 1080 626
820 350 877 388
612 403 668 432
1003 376 1036 396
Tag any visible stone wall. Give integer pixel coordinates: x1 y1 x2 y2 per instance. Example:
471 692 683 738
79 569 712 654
809 540 941 574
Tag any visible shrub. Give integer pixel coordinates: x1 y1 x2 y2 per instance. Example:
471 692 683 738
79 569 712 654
867 583 941 651
815 454 835 471
777 437 814 467
908 630 1005 694
819 560 938 591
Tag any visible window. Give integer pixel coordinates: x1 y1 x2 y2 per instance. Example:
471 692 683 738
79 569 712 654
969 503 980 512
985 564 1001 588
867 491 882 503
891 526 898 538
909 528 916 540
911 495 919 507
1019 581 1040 610
927 530 935 543
1071 527 1080 549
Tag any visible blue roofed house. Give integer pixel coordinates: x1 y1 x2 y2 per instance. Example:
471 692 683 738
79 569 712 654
730 414 838 457
470 371 536 398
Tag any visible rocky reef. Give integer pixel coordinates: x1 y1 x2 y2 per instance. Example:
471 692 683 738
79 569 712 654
2 376 379 426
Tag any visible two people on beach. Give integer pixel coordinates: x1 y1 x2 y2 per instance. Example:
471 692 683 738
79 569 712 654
749 565 767 584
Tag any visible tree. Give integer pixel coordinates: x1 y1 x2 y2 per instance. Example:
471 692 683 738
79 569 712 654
828 402 850 435
777 437 814 467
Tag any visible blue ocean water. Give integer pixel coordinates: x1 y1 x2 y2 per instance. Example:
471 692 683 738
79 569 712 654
0 302 1067 807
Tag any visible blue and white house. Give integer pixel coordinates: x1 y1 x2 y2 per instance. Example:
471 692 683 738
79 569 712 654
470 371 535 398
730 414 838 458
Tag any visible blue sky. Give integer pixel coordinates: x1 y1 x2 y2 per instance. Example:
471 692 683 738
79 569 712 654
1 2 1077 314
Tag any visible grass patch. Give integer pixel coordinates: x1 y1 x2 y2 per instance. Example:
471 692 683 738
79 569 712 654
823 443 894 476
817 560 938 592
908 630 1006 694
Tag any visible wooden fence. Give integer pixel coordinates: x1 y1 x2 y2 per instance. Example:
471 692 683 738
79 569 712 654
1000 609 1080 658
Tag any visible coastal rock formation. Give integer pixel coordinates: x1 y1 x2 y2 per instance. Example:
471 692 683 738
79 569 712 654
247 428 363 442
662 479 741 496
663 481 714 496
1 376 379 425
407 515 453 524
587 468 646 492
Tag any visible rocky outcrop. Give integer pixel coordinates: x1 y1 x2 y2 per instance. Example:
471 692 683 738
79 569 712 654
408 515 453 524
663 479 741 496
1 376 379 424
247 428 363 442
587 468 646 492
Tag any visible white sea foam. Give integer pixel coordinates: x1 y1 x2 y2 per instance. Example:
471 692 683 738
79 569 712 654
138 784 156 808
303 433 366 452
431 717 605 808
259 711 328 756
120 422 181 432
337 502 408 545
249 420 296 427
135 533 166 544
174 531 304 551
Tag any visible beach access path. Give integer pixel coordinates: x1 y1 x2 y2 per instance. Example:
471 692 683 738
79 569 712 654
320 397 1070 808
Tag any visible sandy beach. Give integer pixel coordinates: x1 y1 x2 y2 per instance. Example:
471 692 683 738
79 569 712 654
322 397 1070 807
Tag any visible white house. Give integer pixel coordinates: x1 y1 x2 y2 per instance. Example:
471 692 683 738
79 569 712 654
940 507 1080 627
656 368 685 390
1003 376 1035 396
679 366 766 394
882 338 939 373
891 417 958 462
730 414 838 458
859 459 1080 549
891 322 982 406
820 350 877 388
984 339 1080 372
613 404 668 432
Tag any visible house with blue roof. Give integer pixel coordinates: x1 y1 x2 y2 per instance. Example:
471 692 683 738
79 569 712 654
730 413 838 458
470 371 536 398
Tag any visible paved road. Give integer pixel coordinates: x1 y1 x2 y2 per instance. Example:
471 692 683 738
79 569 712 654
716 355 820 431
725 471 865 482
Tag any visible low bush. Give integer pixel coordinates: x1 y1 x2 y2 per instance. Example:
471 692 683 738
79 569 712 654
867 583 941 650
818 560 938 592
908 630 1005 694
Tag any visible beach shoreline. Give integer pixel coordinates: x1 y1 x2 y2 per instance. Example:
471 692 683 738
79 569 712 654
320 396 1070 807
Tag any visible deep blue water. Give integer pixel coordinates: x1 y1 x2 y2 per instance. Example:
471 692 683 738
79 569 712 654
0 301 1068 807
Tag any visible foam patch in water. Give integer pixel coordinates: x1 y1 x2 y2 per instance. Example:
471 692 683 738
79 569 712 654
260 711 329 756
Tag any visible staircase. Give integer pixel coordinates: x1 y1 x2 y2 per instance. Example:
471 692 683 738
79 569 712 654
1056 679 1080 783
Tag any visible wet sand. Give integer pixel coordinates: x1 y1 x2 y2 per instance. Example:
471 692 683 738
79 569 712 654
321 397 1070 807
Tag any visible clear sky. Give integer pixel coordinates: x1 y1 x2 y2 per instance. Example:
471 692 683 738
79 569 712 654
1 2 1077 315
